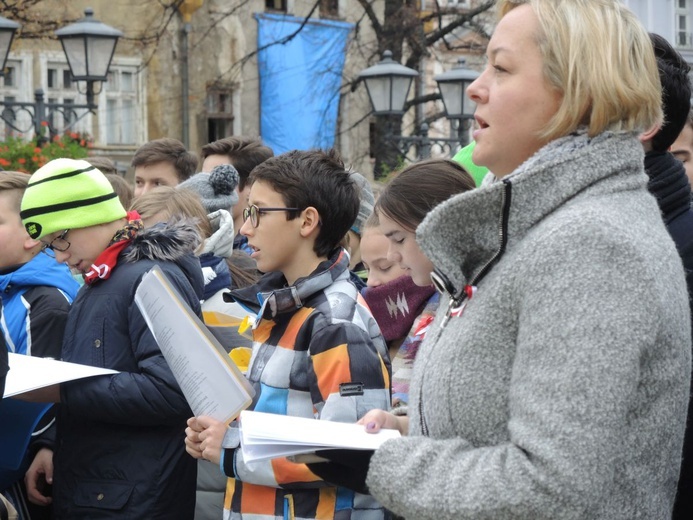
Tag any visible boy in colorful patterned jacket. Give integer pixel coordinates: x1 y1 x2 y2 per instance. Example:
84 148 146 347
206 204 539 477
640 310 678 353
185 149 392 520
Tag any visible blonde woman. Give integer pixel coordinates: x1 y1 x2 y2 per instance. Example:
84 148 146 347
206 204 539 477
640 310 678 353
309 1 691 518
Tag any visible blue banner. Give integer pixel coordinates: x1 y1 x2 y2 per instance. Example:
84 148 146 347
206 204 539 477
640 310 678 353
255 13 354 154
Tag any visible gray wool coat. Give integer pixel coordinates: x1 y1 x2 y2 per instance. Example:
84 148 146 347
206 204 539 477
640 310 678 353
366 132 691 519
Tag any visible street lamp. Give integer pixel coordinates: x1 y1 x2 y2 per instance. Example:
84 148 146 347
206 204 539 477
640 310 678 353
0 15 20 75
358 51 479 160
434 58 480 147
55 8 123 107
0 9 122 145
358 50 419 115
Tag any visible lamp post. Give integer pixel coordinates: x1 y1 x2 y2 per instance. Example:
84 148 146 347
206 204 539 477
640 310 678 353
0 15 20 75
358 50 419 116
358 50 479 162
434 58 479 148
0 9 122 145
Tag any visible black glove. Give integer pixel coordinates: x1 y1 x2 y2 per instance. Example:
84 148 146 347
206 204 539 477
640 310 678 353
306 448 373 494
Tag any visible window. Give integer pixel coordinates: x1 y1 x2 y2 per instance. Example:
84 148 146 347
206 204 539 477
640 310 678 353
44 62 89 135
266 0 287 11
320 0 339 18
676 0 692 48
2 66 16 88
0 61 26 139
101 66 139 145
206 88 234 143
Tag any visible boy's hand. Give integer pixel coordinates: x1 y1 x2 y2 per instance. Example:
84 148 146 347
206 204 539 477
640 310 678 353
25 447 54 505
185 415 226 465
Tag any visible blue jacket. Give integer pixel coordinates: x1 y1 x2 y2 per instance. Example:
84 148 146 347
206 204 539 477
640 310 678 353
0 252 79 357
50 221 204 520
0 253 79 507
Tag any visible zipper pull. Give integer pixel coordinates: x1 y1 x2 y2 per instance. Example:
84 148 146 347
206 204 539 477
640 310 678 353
439 297 456 330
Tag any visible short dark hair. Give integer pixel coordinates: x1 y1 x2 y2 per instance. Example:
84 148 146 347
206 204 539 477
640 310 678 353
131 138 198 182
86 156 118 176
375 159 475 232
201 136 274 190
650 33 692 152
249 149 358 258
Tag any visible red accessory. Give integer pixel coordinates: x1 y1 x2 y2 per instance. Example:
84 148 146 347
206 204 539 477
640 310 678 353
83 210 142 285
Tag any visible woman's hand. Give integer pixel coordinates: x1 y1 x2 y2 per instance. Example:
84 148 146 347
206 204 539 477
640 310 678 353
185 415 226 465
357 409 409 436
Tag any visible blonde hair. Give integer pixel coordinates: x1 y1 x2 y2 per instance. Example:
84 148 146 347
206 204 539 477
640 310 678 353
0 171 29 211
498 0 662 139
130 186 212 239
105 174 134 211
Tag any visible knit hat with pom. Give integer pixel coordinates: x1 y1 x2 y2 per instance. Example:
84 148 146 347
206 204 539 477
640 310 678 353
20 158 126 239
349 171 375 236
177 163 240 213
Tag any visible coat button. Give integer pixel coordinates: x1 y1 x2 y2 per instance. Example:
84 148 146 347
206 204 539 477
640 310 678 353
97 493 104 501
94 339 101 348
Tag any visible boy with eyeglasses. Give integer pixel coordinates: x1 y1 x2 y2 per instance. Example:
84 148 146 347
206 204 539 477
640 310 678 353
185 149 392 520
18 158 204 519
0 171 79 520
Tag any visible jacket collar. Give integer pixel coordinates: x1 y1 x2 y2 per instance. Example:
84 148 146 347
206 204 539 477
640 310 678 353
418 132 647 296
201 209 235 259
123 217 201 264
231 247 350 319
644 150 693 224
0 251 80 297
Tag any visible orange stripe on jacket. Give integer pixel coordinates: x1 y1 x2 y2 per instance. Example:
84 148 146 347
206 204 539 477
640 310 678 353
239 482 277 514
277 306 314 350
253 319 274 344
312 343 351 400
272 457 322 484
316 487 338 520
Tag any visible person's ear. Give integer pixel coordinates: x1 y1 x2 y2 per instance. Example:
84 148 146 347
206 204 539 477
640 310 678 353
299 207 321 237
24 236 41 252
639 122 661 144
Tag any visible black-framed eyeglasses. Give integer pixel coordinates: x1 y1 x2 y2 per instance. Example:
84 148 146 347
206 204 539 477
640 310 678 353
41 229 71 253
242 204 299 228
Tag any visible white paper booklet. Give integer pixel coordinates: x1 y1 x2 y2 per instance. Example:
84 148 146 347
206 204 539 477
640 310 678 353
134 266 254 423
239 410 401 463
3 354 118 398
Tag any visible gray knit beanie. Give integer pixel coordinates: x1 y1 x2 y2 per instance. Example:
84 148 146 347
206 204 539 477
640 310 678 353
177 164 240 213
349 172 375 236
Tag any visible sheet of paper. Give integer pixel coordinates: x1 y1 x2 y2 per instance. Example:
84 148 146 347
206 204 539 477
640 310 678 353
134 267 254 423
239 410 401 463
3 353 118 398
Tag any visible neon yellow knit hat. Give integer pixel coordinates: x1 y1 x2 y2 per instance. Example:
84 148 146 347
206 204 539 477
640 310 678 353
20 158 126 239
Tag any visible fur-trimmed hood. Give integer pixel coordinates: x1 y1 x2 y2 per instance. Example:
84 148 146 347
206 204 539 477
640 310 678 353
123 217 204 300
125 217 202 264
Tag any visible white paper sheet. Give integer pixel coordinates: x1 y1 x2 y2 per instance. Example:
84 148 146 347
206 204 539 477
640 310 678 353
239 410 401 463
134 267 254 423
3 354 118 398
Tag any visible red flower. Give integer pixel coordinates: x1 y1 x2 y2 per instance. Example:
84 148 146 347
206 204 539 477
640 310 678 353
33 147 42 154
18 158 26 164
0 158 10 167
40 121 49 127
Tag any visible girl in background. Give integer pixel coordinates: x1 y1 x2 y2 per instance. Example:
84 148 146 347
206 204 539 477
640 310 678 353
363 159 475 407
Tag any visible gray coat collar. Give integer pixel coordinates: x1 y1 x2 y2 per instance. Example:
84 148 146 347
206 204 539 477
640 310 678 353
418 132 647 292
